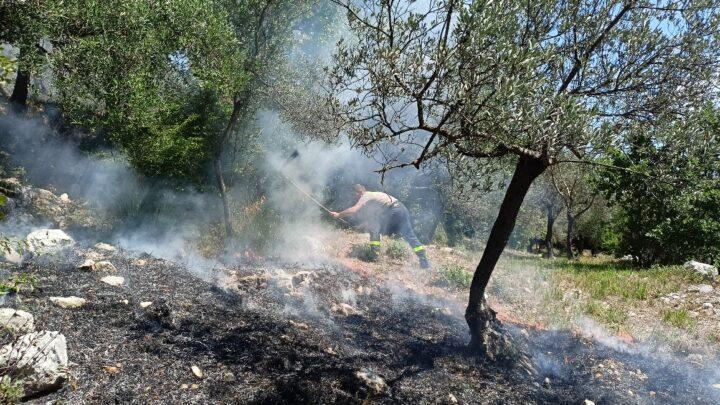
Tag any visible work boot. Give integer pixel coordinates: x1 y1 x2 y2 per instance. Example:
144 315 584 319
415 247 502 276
416 250 430 269
368 245 380 262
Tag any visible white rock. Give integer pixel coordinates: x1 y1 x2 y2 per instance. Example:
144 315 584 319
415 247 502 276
76 259 95 270
0 308 34 333
684 261 718 281
94 242 117 253
100 276 124 287
191 365 203 378
355 369 387 394
49 296 86 309
59 193 70 203
2 244 24 265
688 284 714 294
25 229 74 254
0 331 68 397
140 301 152 308
331 303 360 316
92 261 117 273
584 400 595 405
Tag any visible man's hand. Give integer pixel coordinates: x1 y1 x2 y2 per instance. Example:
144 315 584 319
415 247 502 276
330 211 340 218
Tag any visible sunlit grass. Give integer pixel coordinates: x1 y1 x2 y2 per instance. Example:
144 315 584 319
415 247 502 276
521 256 704 302
662 308 696 329
498 255 706 332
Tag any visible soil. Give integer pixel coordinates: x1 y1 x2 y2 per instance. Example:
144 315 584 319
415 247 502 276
2 232 720 404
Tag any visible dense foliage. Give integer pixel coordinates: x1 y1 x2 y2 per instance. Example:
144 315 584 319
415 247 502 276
599 108 720 265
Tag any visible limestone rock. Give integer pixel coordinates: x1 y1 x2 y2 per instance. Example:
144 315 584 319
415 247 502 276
49 296 87 309
191 365 203 378
0 308 34 334
688 284 714 294
0 177 22 197
331 303 360 316
76 259 95 270
0 331 68 397
2 245 24 265
94 242 117 253
101 276 124 287
92 261 117 273
355 369 387 394
684 261 718 281
25 229 74 254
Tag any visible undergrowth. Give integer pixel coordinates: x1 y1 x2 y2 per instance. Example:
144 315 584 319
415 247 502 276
384 238 408 260
436 264 472 289
0 377 23 404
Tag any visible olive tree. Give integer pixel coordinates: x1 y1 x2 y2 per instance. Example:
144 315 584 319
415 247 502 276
529 174 565 258
550 163 598 258
329 0 720 356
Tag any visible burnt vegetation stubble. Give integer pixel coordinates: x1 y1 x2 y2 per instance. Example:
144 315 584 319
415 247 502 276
2 241 718 403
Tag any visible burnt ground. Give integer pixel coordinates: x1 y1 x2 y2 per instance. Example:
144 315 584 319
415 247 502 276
2 245 720 404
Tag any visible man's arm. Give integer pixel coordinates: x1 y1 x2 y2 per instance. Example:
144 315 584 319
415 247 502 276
331 199 366 218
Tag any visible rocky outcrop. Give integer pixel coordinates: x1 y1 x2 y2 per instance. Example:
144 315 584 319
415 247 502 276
0 177 108 230
0 331 68 398
0 308 34 334
25 229 74 254
684 261 718 281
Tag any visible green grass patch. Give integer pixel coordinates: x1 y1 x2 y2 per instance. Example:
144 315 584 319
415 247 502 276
436 264 473 290
0 377 23 404
533 257 704 302
585 300 628 328
662 309 696 329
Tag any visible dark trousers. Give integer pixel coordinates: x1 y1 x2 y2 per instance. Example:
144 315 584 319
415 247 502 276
368 203 424 253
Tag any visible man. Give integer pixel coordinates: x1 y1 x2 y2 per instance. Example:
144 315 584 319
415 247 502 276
330 184 430 269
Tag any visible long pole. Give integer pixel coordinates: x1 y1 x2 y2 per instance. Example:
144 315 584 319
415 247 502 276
277 172 350 225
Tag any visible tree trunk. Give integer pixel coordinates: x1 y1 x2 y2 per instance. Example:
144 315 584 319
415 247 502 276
9 47 30 111
566 212 574 259
213 97 244 241
544 206 555 258
214 158 233 238
465 156 546 358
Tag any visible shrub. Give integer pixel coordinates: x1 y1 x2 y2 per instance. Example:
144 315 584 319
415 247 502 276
0 377 23 404
437 265 472 289
385 238 408 260
348 243 378 262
